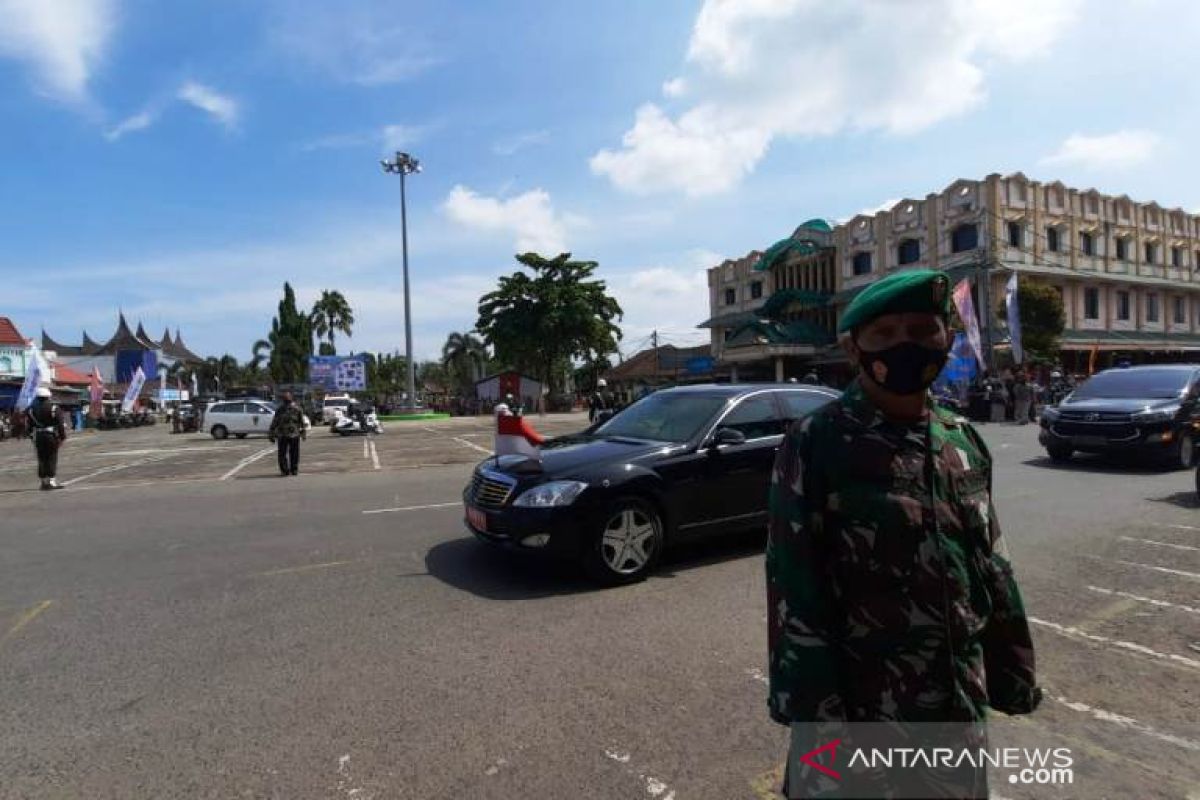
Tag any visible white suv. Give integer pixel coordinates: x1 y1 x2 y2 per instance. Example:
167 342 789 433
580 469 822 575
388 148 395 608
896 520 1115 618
205 400 276 439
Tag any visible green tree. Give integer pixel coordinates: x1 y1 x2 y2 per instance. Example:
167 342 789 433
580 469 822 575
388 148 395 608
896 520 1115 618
310 290 355 355
198 355 242 392
267 283 314 383
476 252 622 396
997 277 1065 363
441 331 489 395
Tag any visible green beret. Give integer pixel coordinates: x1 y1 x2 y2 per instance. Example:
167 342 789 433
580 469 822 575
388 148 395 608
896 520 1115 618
837 269 951 334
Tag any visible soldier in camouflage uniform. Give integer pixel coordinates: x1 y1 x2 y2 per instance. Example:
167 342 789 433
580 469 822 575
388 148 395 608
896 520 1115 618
766 270 1040 798
269 392 308 476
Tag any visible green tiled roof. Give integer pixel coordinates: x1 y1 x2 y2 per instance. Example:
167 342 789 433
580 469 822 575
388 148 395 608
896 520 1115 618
758 288 831 317
725 318 835 348
697 310 758 329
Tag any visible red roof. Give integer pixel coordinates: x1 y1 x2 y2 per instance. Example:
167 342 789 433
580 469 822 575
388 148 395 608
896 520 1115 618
52 362 92 386
0 317 27 347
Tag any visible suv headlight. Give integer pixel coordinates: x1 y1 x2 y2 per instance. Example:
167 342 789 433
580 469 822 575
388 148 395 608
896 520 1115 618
513 480 588 507
1041 406 1059 422
1132 405 1180 423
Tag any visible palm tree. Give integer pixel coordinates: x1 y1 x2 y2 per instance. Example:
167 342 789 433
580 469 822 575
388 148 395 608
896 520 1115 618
249 339 271 373
310 290 355 354
441 332 489 394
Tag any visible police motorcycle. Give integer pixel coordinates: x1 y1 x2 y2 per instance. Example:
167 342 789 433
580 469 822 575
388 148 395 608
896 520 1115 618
331 405 382 436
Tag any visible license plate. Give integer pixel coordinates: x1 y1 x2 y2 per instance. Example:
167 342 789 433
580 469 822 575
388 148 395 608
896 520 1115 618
1074 435 1108 447
466 505 487 532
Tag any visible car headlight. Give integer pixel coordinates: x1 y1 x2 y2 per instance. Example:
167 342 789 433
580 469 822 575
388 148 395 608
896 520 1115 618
1132 405 1180 423
1041 406 1059 422
513 480 588 507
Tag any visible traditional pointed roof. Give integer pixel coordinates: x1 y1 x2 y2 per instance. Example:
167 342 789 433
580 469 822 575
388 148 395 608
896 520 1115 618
161 327 173 348
97 313 153 355
169 328 203 363
0 317 27 347
81 331 101 354
41 329 82 356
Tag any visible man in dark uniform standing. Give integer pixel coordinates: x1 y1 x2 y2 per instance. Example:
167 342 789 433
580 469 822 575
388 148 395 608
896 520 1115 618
269 391 308 476
26 387 67 490
766 270 1040 798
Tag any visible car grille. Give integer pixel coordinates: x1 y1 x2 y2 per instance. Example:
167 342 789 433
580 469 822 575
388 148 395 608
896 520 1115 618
1057 410 1132 423
470 471 515 508
1052 420 1138 440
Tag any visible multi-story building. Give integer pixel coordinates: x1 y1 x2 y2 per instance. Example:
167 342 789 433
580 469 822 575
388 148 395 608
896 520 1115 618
700 174 1200 381
699 219 838 382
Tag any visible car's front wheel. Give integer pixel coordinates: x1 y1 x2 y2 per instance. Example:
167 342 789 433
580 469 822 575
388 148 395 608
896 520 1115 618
1045 441 1073 462
583 497 664 585
211 425 228 440
1174 433 1194 469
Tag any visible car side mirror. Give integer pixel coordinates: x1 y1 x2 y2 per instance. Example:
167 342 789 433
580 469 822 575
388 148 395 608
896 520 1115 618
710 427 746 448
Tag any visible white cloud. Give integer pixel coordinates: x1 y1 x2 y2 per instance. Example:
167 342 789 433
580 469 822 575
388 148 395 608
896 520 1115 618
0 0 114 104
178 81 239 130
492 129 551 157
607 264 712 350
268 2 439 86
592 0 1081 196
1040 130 1160 170
104 109 158 141
297 123 425 154
442 186 576 254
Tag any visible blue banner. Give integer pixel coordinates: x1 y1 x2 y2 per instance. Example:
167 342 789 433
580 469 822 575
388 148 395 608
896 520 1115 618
308 355 367 391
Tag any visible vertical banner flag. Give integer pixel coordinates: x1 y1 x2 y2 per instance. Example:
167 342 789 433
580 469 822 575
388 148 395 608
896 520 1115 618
191 371 199 399
951 278 985 370
90 366 104 418
16 349 44 410
122 366 146 412
1005 272 1024 364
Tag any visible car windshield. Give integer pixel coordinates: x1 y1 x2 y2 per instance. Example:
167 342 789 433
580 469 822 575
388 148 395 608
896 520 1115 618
1071 369 1193 400
593 393 728 442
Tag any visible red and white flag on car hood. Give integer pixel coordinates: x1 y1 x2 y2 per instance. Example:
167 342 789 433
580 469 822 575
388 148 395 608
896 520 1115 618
495 414 545 459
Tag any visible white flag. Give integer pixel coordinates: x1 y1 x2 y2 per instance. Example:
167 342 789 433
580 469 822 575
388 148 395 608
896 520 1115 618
16 350 44 410
1006 272 1024 364
122 366 146 412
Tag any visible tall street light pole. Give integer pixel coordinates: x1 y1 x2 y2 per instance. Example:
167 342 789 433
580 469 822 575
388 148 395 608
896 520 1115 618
381 151 421 411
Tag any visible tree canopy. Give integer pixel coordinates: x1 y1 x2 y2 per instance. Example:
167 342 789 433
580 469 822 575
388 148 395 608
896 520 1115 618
310 290 355 355
441 331 489 394
475 252 622 396
998 277 1065 363
267 283 314 383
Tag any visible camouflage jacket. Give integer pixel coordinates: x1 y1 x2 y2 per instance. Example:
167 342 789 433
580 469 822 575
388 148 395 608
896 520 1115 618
765 380 1040 725
270 405 307 439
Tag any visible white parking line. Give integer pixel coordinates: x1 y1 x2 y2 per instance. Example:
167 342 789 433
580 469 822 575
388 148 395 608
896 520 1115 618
1108 559 1200 581
450 436 491 455
220 446 275 481
362 438 369 459
1052 695 1200 751
61 453 173 487
368 438 381 470
1086 585 1200 616
361 501 460 515
1029 617 1200 671
1119 536 1200 553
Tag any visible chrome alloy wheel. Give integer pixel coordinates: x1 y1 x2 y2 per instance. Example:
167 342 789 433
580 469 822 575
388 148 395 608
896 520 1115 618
600 507 660 575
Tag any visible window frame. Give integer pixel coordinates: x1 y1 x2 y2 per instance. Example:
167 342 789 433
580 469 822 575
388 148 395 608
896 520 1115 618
705 391 788 444
950 224 978 254
1084 287 1101 320
1116 291 1130 321
1007 221 1022 248
1146 293 1160 323
852 251 872 276
750 281 763 300
1080 231 1095 256
724 287 736 306
897 238 920 266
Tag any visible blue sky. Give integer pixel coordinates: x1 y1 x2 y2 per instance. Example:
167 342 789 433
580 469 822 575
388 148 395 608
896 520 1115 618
3 0 1199 362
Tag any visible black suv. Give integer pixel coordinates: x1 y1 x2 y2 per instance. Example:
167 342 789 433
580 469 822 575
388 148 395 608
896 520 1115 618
1039 365 1200 467
462 383 839 584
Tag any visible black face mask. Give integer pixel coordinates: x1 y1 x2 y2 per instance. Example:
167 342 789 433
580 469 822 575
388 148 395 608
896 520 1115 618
857 341 948 396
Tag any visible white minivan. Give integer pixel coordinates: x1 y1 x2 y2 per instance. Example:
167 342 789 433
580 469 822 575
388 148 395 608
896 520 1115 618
205 399 276 439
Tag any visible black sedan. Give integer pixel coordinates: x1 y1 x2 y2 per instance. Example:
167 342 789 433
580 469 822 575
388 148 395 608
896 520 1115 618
1039 364 1200 467
462 383 839 584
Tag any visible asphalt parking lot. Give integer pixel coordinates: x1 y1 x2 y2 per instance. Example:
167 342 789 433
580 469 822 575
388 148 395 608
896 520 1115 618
0 413 592 494
1 414 1198 799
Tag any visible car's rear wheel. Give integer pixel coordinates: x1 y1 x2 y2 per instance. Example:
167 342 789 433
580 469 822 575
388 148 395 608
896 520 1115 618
583 497 664 585
1045 441 1073 462
211 425 228 440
